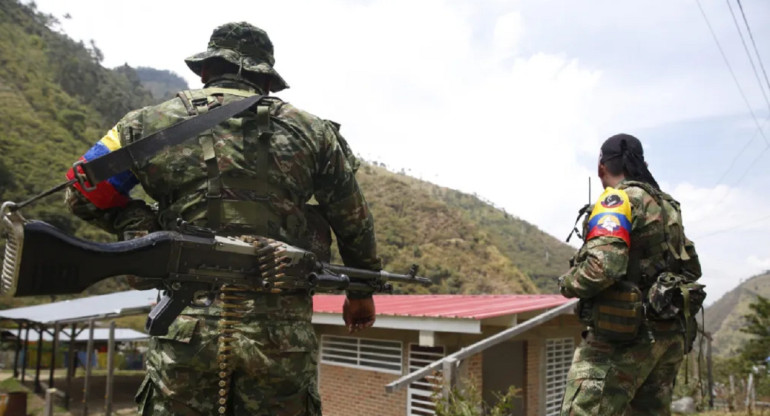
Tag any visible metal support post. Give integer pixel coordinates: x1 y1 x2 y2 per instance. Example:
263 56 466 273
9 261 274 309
105 321 116 416
82 318 95 416
21 324 30 382
49 322 60 389
34 326 43 393
65 324 77 410
13 323 22 378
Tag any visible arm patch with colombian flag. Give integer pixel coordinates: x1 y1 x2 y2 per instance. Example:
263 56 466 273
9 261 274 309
586 187 632 246
65 126 139 210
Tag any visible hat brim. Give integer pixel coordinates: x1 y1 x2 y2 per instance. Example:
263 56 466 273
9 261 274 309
185 48 289 92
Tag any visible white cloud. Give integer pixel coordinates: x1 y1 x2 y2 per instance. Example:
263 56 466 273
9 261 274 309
492 12 524 60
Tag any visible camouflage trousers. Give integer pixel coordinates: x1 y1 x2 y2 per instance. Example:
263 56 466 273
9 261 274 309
560 329 684 416
136 290 322 416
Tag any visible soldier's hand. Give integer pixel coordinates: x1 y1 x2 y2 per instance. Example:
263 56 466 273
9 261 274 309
343 297 376 333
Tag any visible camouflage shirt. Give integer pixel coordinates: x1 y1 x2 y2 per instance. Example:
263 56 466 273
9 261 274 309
66 78 381 271
559 179 700 299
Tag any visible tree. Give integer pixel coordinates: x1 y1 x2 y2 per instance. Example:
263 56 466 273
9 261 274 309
737 295 770 400
739 295 770 365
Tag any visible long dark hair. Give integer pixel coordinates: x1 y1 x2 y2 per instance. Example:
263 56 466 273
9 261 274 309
600 133 660 190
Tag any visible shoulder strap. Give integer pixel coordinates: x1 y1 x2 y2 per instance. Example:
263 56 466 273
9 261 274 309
76 94 266 190
200 95 274 230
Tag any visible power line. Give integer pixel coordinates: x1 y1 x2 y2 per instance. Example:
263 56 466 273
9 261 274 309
706 145 770 213
714 115 770 186
695 0 769 145
694 212 770 240
689 115 769 227
726 0 770 112
730 143 769 188
736 0 770 98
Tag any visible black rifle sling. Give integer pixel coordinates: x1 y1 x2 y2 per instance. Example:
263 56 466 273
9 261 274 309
77 94 265 186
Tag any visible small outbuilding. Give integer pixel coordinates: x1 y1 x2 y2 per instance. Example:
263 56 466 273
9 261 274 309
312 294 582 416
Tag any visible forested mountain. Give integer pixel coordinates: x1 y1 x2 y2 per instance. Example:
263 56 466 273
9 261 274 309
354 165 574 294
705 271 770 356
135 67 189 101
0 0 575 309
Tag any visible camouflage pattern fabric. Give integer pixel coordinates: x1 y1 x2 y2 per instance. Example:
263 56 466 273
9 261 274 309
65 78 380 271
560 331 684 416
136 292 321 416
558 179 702 415
66 74 380 415
185 22 288 92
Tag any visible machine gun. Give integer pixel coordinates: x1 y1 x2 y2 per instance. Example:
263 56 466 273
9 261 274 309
0 205 431 336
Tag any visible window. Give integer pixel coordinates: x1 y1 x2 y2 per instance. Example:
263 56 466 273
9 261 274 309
544 337 575 416
320 335 403 374
408 344 445 416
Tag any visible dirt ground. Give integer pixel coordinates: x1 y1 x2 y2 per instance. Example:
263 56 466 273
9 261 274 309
2 370 142 415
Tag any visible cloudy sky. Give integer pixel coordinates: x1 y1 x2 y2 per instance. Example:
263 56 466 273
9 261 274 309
32 0 770 304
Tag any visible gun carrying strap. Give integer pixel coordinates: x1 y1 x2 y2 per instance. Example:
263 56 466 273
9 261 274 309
178 89 275 232
77 93 266 186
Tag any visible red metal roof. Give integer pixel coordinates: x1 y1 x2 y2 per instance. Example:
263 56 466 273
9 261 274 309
313 294 570 320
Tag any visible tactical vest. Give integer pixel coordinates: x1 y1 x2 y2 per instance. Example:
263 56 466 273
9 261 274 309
163 87 307 245
586 181 699 342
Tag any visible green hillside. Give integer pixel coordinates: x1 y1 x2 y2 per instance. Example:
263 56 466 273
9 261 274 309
354 165 573 294
0 0 158 307
135 67 189 101
705 271 770 356
0 0 575 310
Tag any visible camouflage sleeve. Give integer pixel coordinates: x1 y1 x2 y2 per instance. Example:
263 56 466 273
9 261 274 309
681 236 701 281
313 122 381 273
559 187 633 298
64 111 160 238
559 238 629 298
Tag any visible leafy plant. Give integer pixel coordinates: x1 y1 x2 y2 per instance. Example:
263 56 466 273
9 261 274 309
435 383 521 416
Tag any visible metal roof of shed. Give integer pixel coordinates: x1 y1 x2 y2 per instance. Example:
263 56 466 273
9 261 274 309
313 294 569 319
1 328 149 342
0 290 158 324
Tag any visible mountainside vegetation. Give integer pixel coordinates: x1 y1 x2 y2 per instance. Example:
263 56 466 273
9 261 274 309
705 271 770 356
354 164 574 294
0 0 575 311
135 67 189 101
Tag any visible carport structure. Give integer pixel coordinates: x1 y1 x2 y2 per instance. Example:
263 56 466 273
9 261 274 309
0 290 157 413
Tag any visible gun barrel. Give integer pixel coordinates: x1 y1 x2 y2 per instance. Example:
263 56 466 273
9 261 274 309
322 264 431 286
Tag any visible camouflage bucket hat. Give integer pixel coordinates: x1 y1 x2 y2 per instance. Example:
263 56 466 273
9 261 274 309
185 22 288 92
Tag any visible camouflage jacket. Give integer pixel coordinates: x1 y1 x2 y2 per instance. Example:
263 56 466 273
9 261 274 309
66 78 381 272
559 179 700 299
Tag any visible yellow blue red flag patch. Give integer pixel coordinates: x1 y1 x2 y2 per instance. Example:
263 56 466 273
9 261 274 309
586 187 632 246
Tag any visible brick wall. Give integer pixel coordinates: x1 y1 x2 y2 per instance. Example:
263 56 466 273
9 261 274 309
525 338 543 416
319 363 407 416
460 352 483 392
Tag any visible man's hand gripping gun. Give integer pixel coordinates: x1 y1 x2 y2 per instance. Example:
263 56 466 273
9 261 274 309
0 206 431 336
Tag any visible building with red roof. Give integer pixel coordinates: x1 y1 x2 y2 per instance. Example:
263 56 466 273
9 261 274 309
312 294 582 416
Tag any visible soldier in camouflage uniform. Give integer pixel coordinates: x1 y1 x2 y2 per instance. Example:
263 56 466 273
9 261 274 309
64 22 381 415
559 134 702 416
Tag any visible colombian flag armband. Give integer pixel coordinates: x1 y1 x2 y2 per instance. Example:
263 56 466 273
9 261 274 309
586 187 632 246
65 125 139 210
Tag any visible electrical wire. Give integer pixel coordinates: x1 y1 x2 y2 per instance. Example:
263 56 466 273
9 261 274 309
726 0 770 112
714 116 769 187
695 0 769 145
694 212 770 240
736 0 770 98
